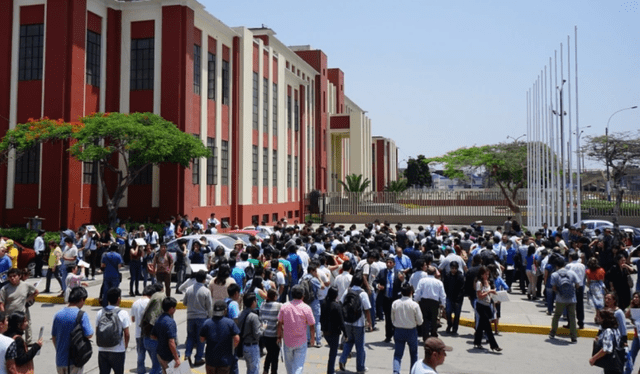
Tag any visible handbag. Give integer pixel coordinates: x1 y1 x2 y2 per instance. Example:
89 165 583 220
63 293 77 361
591 329 625 372
147 262 156 275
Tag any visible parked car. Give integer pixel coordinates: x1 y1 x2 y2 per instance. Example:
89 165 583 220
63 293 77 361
593 224 640 247
224 232 256 246
228 229 266 242
243 226 274 239
1 237 37 276
164 234 236 275
577 220 614 230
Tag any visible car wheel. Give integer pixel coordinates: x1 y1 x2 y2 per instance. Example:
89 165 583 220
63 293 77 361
27 261 36 278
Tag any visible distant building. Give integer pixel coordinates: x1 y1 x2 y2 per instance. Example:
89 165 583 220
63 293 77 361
371 137 398 191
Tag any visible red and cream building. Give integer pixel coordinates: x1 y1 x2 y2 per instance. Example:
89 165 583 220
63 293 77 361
372 136 398 192
0 0 396 230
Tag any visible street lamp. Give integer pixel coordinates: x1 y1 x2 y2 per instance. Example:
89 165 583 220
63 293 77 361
552 80 567 223
605 106 638 201
573 125 591 172
507 134 526 142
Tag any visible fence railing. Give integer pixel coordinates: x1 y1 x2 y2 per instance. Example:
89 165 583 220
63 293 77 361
321 189 640 218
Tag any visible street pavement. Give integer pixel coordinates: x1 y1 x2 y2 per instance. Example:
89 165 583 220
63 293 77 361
27 268 621 374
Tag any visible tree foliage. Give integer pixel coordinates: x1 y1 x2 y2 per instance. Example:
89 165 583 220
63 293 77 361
582 131 640 221
404 155 432 188
0 112 211 227
385 178 408 193
339 174 371 193
426 142 527 216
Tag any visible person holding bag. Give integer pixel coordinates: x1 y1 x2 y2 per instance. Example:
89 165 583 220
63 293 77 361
590 309 624 374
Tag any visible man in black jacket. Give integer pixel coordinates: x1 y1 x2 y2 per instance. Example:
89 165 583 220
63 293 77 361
442 261 465 334
375 257 404 343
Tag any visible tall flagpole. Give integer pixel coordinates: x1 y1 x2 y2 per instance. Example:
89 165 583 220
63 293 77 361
575 26 581 223
567 35 574 224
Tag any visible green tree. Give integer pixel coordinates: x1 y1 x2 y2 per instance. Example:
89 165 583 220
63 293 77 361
582 131 640 222
426 141 527 221
404 155 432 188
385 178 408 193
339 173 371 193
0 112 211 227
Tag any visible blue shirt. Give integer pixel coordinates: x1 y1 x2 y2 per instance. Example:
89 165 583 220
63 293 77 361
230 268 246 292
287 254 302 284
394 255 412 273
189 250 205 264
506 247 516 265
200 316 239 366
224 298 240 319
152 313 178 362
101 252 123 280
52 306 94 367
0 257 12 274
115 227 126 245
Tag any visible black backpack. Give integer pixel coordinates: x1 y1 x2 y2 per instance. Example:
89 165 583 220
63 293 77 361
342 289 364 323
300 276 317 304
69 310 92 367
96 307 123 348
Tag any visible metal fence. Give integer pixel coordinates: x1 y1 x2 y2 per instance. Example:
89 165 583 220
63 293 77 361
321 189 640 218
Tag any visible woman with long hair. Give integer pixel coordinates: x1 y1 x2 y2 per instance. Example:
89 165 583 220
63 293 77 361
589 309 623 374
246 275 267 309
321 286 345 374
473 266 502 352
208 263 236 302
587 257 608 317
525 245 537 300
4 311 42 374
603 292 627 344
606 253 635 310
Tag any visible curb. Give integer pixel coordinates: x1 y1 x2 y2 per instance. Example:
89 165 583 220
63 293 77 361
35 294 187 309
458 317 634 340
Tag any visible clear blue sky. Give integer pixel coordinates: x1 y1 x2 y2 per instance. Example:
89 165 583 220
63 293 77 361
201 0 639 169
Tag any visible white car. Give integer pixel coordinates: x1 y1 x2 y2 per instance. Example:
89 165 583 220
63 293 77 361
165 234 236 275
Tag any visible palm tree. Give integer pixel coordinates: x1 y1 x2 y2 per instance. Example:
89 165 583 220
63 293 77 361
385 179 408 193
339 174 371 192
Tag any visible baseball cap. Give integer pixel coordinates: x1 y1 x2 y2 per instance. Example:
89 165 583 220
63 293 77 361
424 337 453 352
212 300 227 317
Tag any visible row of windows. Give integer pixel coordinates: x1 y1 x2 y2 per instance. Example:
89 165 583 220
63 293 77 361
252 72 259 131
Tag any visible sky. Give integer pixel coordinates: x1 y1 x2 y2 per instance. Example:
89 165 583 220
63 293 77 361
200 0 640 169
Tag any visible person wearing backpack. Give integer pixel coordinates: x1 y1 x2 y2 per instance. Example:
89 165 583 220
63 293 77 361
96 288 130 374
548 257 580 343
52 286 94 374
339 274 372 374
300 263 324 348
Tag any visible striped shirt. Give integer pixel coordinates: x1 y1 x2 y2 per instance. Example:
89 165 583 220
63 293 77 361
260 301 282 337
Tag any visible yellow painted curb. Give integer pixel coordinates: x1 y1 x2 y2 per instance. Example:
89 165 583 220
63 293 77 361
35 295 187 309
458 317 634 340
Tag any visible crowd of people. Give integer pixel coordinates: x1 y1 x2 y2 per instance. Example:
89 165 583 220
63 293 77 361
0 215 639 373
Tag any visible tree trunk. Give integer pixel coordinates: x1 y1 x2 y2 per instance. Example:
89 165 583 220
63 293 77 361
614 188 624 224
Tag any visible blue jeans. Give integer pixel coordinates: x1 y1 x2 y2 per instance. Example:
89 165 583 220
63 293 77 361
307 299 322 345
283 342 307 374
545 287 555 314
325 333 340 374
625 336 640 374
136 337 146 374
102 277 120 307
340 324 365 372
185 318 206 361
368 292 377 329
445 298 462 332
144 336 162 374
243 344 260 374
393 328 418 374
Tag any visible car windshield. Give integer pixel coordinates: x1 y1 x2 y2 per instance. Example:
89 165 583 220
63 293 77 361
167 239 188 252
216 236 236 249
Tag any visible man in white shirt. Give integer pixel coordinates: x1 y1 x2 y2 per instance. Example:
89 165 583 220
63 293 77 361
565 251 586 329
96 287 131 374
334 261 354 300
131 285 153 374
33 230 46 278
414 268 446 340
392 284 423 374
207 213 220 233
438 247 467 275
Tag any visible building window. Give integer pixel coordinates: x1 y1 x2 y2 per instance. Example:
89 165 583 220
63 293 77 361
222 60 230 105
207 137 217 185
252 72 259 130
15 145 40 184
287 94 292 129
294 156 298 188
263 147 268 187
263 78 269 134
272 150 277 187
208 52 216 100
294 97 299 131
262 214 269 224
131 165 152 185
130 38 154 90
192 158 200 185
221 140 229 185
252 145 258 186
287 155 291 188
83 161 97 184
18 24 44 81
86 30 101 87
273 83 278 133
193 44 201 95
272 213 278 222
